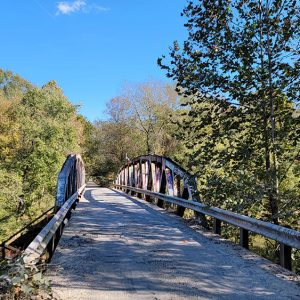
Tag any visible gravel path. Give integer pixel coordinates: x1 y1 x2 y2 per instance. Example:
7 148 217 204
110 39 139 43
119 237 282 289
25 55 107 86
47 183 300 299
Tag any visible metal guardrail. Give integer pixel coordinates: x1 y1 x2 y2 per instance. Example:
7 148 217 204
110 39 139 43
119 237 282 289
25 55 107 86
23 184 86 264
114 184 300 270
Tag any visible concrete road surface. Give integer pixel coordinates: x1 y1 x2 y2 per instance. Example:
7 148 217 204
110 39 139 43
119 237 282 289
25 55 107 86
47 183 300 299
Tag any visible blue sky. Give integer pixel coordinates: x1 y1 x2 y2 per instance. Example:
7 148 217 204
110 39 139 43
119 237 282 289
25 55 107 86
0 1 188 121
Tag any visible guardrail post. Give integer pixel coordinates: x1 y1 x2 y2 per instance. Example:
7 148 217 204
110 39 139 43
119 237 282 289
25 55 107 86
1 243 5 259
157 170 166 208
59 223 63 237
280 243 292 270
240 228 249 249
175 178 185 217
47 235 55 259
213 218 221 235
145 194 151 202
131 164 136 196
72 201 77 210
176 204 185 217
66 209 72 220
137 161 143 198
157 199 164 208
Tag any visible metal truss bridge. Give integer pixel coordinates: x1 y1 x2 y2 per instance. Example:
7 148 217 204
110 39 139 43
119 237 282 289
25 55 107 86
2 154 300 299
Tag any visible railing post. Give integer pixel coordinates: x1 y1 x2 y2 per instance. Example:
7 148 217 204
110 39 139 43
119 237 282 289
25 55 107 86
125 165 130 194
72 201 77 210
59 222 64 237
176 205 185 217
47 235 55 259
1 243 5 259
145 160 152 202
240 228 249 249
157 170 166 208
54 228 60 249
176 182 186 217
213 218 221 235
131 164 136 196
137 160 143 198
66 209 72 220
280 243 292 270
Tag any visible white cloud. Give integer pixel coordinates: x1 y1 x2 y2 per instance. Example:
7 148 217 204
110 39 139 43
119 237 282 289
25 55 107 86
57 0 86 15
56 0 109 15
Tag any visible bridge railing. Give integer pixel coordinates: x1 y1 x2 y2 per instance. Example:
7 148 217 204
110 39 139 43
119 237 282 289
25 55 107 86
114 184 300 271
22 154 86 264
23 185 85 264
115 155 199 216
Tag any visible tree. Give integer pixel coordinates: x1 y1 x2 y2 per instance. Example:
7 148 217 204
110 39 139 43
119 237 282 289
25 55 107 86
159 0 300 224
14 82 84 217
122 81 181 156
0 71 87 240
88 82 183 185
89 97 144 185
0 69 32 100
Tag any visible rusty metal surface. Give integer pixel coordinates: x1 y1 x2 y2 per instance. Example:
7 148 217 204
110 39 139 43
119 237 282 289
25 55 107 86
114 185 300 250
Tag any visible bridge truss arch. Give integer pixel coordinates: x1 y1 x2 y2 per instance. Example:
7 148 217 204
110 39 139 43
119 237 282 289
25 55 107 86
115 155 199 214
55 154 85 211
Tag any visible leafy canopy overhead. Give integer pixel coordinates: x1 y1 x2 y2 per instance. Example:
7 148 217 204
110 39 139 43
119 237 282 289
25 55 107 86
159 0 300 107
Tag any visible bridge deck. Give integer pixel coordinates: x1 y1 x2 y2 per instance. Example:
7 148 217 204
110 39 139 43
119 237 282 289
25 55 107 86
48 183 300 299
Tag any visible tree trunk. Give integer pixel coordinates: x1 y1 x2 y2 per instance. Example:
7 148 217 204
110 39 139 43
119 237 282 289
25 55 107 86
265 0 279 224
263 107 279 224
